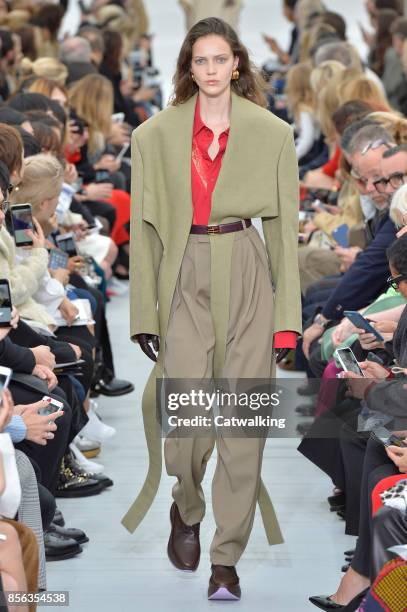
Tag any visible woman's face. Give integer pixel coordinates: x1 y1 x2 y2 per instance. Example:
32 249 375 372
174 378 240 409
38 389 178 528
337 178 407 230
191 35 238 99
37 193 59 225
390 262 407 299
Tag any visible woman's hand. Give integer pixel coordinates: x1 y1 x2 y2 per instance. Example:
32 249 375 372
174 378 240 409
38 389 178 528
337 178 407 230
331 318 358 347
32 365 58 390
64 163 78 184
30 345 56 370
94 154 120 173
18 399 63 446
25 218 46 249
50 268 70 286
59 297 79 326
358 320 397 350
333 246 361 272
84 183 113 201
386 444 407 473
108 122 130 147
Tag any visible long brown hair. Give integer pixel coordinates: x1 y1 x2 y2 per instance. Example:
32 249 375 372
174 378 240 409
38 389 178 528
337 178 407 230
171 17 268 107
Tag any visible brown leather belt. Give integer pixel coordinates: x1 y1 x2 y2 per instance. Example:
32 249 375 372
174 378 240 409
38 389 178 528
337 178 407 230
190 219 252 235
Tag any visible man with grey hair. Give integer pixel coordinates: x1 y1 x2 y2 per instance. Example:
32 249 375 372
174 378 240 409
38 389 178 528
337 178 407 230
78 26 105 68
313 40 385 94
60 36 97 85
302 123 398 359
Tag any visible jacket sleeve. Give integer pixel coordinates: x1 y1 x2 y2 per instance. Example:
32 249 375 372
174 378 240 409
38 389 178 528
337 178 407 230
0 233 50 308
322 217 397 320
262 127 302 335
129 132 163 342
0 337 35 373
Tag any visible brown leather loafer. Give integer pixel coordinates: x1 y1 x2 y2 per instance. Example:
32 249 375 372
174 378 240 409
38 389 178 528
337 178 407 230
208 564 241 600
167 502 200 571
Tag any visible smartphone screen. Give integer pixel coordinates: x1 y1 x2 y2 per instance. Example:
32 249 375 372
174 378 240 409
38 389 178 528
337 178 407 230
0 280 12 327
48 249 69 270
56 234 78 257
336 348 364 376
10 204 34 247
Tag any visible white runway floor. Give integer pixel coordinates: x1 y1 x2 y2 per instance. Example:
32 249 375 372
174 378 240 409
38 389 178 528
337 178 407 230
48 1 370 609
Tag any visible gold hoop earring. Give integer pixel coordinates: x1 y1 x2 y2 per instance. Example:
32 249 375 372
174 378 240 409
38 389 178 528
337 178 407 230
232 69 240 81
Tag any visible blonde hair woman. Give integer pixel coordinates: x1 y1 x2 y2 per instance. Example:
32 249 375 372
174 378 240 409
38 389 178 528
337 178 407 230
68 74 114 157
285 62 320 160
310 59 346 94
390 182 407 232
19 57 68 87
27 77 68 109
340 74 391 111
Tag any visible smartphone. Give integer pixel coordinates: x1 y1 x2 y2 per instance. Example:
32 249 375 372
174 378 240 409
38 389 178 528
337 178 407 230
48 249 69 271
0 366 12 405
116 142 130 163
370 428 407 448
343 311 385 342
39 395 64 416
0 279 12 328
95 170 110 183
335 347 365 377
10 203 34 247
111 112 125 124
312 199 327 212
332 223 349 248
55 232 78 257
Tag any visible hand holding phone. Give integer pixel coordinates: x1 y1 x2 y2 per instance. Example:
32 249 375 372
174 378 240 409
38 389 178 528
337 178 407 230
335 347 365 376
10 203 34 247
343 311 384 342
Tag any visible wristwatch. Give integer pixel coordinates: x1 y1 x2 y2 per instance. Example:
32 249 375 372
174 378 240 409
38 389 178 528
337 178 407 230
313 313 330 329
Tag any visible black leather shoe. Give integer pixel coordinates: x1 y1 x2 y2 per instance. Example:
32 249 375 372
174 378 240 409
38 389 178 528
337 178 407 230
44 530 83 561
49 522 89 544
53 508 65 527
64 451 113 489
91 377 134 397
309 595 344 610
328 492 346 509
55 456 104 498
295 403 316 417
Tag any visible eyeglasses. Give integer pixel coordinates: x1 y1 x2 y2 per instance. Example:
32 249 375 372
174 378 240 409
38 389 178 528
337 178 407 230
360 139 394 156
387 274 407 290
350 168 369 188
0 200 9 213
373 172 407 194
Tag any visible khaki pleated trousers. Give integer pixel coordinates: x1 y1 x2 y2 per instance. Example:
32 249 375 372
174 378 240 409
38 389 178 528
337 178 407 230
163 224 275 566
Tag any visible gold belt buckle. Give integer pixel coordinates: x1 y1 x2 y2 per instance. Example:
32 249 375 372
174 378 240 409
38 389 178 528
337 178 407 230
207 225 221 235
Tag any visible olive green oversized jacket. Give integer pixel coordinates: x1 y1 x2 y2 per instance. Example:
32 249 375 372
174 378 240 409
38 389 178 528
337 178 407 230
122 90 302 544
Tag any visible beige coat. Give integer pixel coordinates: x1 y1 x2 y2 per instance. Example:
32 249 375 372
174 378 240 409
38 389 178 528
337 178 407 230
0 226 54 327
179 0 243 31
123 90 302 544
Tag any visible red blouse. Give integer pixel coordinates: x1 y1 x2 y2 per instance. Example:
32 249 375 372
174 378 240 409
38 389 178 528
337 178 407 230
191 96 298 350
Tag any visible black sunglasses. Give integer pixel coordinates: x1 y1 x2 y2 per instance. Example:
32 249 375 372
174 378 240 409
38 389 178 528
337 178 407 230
387 274 407 290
